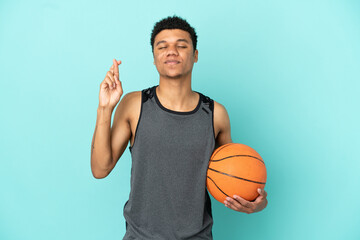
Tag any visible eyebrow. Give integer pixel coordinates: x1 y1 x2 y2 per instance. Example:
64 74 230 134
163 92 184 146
155 39 189 46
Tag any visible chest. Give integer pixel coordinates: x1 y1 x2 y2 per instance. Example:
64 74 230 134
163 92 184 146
129 109 219 146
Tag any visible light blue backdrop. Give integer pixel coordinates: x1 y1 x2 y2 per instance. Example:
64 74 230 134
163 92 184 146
1 0 359 239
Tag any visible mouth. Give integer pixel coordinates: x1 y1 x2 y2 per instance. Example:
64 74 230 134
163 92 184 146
165 60 180 65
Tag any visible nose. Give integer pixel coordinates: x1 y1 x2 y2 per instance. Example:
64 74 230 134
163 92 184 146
166 45 179 56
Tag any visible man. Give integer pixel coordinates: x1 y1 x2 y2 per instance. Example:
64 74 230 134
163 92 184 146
91 16 267 240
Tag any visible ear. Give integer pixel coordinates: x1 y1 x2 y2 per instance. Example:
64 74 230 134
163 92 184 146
194 49 199 63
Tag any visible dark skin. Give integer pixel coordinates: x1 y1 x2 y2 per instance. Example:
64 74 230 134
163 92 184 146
224 188 268 214
94 29 268 214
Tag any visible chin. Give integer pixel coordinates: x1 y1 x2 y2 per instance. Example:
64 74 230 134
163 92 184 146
167 74 182 79
163 72 183 79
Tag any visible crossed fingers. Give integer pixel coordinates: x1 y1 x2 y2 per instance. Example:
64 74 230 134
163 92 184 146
107 59 121 89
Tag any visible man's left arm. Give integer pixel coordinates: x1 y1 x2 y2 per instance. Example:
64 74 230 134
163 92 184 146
213 101 268 214
213 101 233 149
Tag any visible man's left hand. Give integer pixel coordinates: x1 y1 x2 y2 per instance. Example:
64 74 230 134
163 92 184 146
224 188 268 214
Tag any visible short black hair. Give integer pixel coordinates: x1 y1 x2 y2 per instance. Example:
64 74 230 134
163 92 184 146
150 15 198 53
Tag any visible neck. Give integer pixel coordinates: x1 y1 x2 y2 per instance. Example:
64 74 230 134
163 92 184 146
156 74 199 111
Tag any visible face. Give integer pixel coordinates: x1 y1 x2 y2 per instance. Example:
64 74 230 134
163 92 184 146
153 29 198 79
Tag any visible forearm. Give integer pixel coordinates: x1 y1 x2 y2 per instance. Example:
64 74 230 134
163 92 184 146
91 107 114 177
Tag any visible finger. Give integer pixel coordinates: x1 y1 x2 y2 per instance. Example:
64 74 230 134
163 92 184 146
258 188 267 198
106 71 115 82
104 76 114 87
114 72 119 82
254 190 267 205
113 58 120 79
224 197 243 211
115 72 122 85
109 59 121 71
114 59 122 65
106 72 115 89
225 198 252 213
232 195 253 208
115 79 123 94
110 62 117 76
101 77 112 90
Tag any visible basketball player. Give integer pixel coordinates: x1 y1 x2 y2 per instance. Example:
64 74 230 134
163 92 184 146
91 16 267 239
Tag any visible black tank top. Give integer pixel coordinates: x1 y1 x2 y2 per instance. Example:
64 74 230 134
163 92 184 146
123 85 216 240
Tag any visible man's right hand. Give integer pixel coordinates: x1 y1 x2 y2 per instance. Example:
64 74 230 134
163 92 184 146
99 58 123 110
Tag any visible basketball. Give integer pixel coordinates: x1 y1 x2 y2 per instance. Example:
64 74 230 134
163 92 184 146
206 143 267 203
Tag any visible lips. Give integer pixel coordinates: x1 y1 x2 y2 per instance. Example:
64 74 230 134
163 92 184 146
165 60 180 65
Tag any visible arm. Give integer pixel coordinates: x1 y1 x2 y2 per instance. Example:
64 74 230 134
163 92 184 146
213 101 233 149
213 102 268 213
90 107 113 179
91 58 130 179
90 93 133 179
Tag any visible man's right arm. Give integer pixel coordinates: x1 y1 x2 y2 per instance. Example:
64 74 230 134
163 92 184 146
90 93 132 179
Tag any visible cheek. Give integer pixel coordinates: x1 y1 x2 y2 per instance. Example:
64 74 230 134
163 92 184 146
185 54 195 65
154 53 165 63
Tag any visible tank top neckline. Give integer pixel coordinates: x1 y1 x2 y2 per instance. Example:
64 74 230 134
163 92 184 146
153 85 202 115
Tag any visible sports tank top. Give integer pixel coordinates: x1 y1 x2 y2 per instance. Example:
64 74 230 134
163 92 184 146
123 85 216 240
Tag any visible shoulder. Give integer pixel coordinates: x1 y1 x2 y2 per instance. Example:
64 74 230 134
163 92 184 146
198 93 228 117
122 90 142 102
119 90 142 108
213 100 232 146
125 86 155 104
213 100 228 117
213 100 231 129
114 90 142 121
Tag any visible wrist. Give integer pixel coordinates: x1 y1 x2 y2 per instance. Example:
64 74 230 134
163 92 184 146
97 106 113 125
97 105 114 113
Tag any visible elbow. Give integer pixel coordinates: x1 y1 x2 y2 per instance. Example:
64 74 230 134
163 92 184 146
90 160 111 179
92 171 107 179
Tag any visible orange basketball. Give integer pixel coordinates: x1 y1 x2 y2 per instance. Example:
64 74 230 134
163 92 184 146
206 143 267 203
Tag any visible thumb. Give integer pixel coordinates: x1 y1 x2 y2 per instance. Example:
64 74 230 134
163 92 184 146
257 188 267 198
115 78 123 93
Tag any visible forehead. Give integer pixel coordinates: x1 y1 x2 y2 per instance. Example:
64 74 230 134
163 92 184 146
154 29 192 44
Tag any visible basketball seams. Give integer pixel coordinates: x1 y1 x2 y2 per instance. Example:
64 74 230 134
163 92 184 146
207 142 266 203
206 176 230 198
211 142 233 159
208 167 266 185
210 154 265 165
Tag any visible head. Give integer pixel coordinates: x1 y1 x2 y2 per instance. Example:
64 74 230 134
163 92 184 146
150 15 198 53
150 16 199 79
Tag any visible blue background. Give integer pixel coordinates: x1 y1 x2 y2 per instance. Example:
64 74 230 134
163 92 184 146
1 0 359 239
